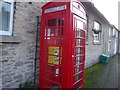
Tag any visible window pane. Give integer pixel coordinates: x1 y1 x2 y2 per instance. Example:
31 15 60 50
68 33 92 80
2 1 11 31
94 34 99 41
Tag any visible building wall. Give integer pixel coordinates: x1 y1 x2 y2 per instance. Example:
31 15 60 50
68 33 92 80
1 2 46 88
84 4 119 68
119 31 120 54
119 32 120 54
109 27 119 56
102 23 111 55
85 6 110 68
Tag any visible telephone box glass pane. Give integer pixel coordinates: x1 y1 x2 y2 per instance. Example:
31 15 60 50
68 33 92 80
76 29 85 38
76 30 81 37
76 56 82 64
80 30 85 37
76 39 85 46
76 48 81 55
61 18 64 26
77 19 83 30
44 18 64 88
76 39 81 46
47 28 60 36
47 37 63 46
48 18 60 27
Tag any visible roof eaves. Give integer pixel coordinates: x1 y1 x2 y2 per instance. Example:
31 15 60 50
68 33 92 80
111 24 120 31
82 2 110 25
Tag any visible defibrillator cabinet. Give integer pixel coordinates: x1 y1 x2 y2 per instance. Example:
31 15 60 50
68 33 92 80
40 0 87 89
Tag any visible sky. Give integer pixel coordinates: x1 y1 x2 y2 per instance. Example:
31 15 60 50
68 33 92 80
92 0 119 28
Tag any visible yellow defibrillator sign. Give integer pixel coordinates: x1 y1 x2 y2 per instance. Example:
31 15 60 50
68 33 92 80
48 46 59 65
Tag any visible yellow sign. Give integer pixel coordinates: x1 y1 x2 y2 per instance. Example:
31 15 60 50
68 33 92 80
48 46 60 65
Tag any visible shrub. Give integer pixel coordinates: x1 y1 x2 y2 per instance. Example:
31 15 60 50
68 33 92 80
16 81 34 90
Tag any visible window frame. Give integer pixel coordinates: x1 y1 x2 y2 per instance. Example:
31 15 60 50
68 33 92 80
108 40 111 52
93 21 102 43
112 28 115 36
93 33 100 43
0 0 14 36
116 30 118 37
109 27 111 36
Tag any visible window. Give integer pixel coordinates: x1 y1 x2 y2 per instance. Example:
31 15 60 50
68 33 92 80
0 0 14 35
116 30 118 37
109 27 111 36
108 40 111 52
94 21 101 30
112 28 115 36
93 21 101 43
94 34 101 42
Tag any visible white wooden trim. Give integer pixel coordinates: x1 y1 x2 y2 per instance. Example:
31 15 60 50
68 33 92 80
0 0 14 36
3 0 14 3
93 40 99 43
93 34 100 43
108 42 110 52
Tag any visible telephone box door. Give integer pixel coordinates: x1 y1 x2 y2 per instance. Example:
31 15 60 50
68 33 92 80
72 14 86 89
40 12 67 88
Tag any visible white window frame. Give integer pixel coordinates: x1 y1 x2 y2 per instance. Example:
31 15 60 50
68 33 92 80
93 33 101 43
0 0 14 36
93 21 101 43
108 40 111 52
112 28 115 36
116 30 118 37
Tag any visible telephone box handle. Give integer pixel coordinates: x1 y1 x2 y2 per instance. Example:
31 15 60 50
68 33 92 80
72 55 74 60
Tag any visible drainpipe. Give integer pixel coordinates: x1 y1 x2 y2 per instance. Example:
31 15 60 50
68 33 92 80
34 16 40 90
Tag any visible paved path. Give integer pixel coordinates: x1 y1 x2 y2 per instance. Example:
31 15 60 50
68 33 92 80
93 54 119 89
103 54 119 88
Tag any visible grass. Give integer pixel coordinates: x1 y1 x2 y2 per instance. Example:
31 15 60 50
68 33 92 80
84 63 106 88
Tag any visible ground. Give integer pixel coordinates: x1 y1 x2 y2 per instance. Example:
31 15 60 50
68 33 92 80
84 54 119 88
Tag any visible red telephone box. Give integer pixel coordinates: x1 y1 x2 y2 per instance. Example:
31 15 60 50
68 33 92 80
40 0 87 89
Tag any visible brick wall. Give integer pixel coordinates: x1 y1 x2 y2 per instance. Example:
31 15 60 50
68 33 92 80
84 4 110 68
1 2 46 88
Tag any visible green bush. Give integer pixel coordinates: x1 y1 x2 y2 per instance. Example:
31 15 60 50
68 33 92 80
16 81 34 90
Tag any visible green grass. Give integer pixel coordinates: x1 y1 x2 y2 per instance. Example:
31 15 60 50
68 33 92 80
84 63 106 88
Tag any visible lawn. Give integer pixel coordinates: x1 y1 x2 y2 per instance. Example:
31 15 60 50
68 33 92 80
84 63 106 88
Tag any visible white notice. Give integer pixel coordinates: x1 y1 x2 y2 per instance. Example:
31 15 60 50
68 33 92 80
45 5 67 13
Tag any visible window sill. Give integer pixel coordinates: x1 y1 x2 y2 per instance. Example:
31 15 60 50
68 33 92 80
0 36 21 44
93 41 101 45
86 42 89 45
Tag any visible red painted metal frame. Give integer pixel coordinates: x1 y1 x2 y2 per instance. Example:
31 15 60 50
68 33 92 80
40 0 87 89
